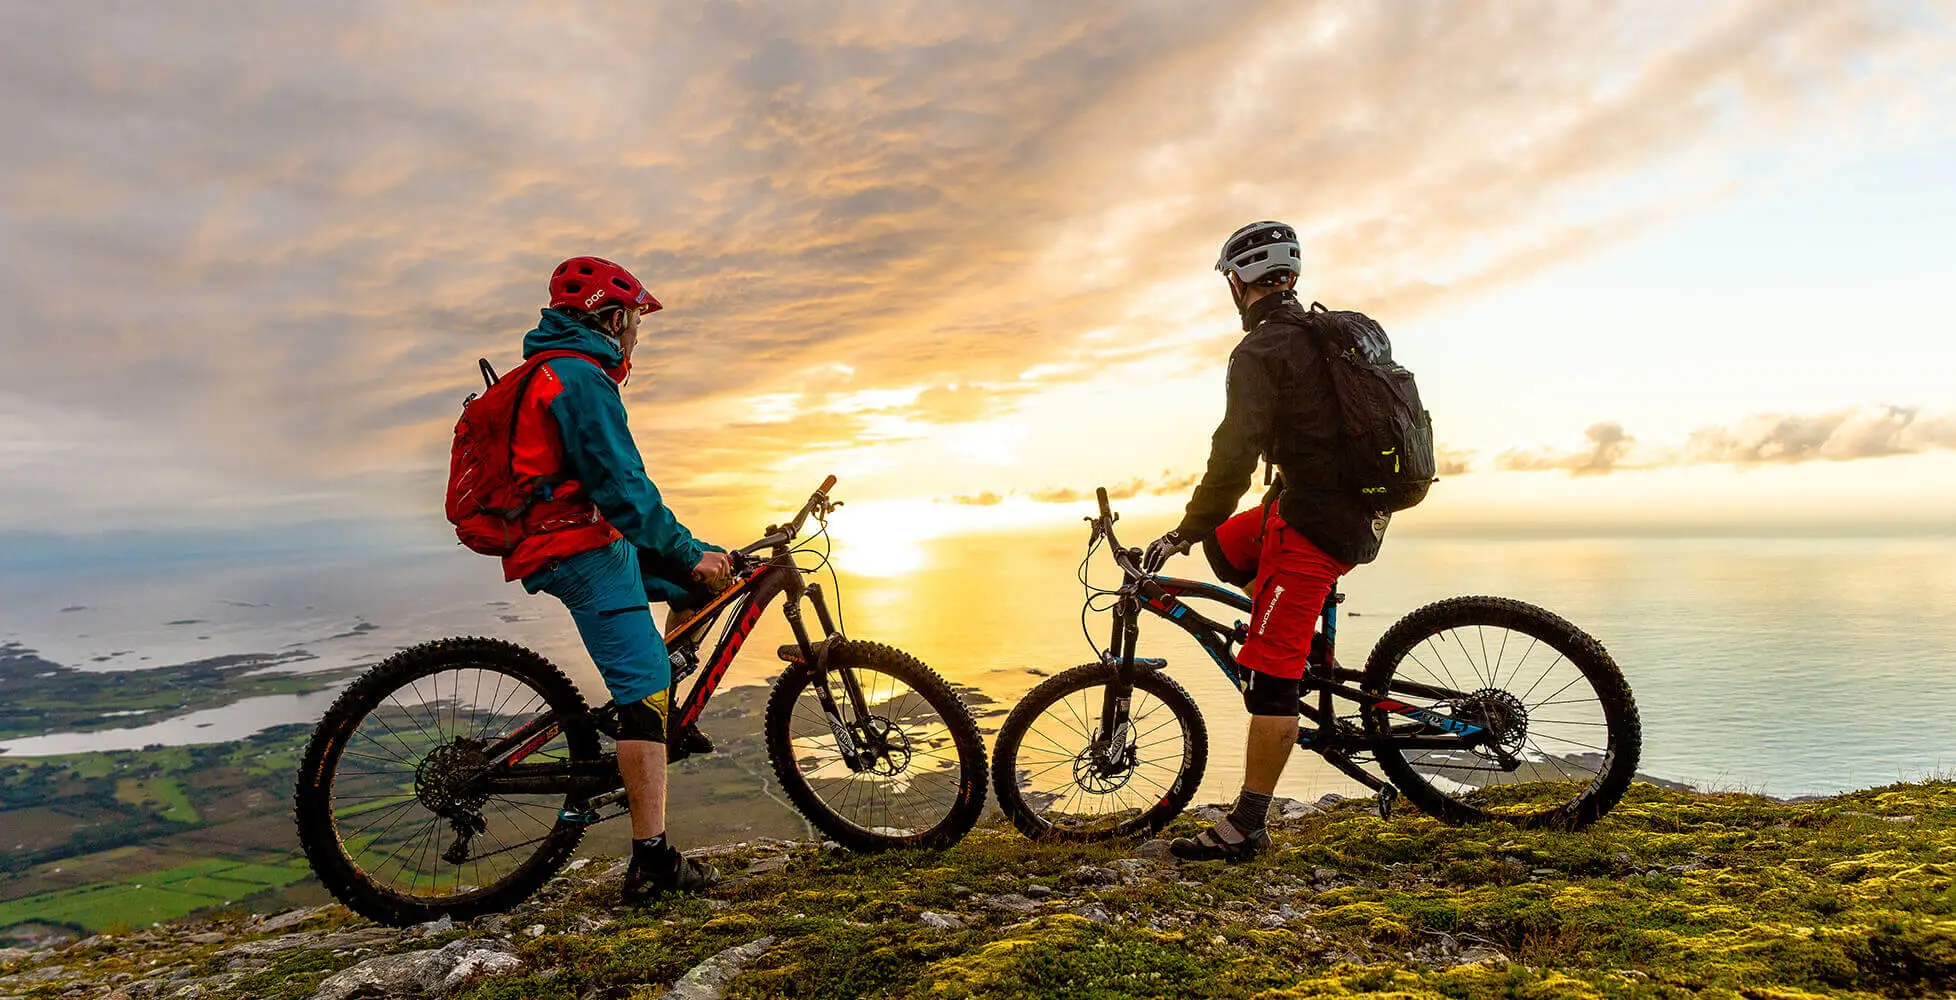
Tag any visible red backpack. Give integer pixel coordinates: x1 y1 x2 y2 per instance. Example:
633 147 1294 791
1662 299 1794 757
444 350 595 556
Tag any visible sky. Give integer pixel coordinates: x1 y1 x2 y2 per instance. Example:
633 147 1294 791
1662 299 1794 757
3 1 1955 559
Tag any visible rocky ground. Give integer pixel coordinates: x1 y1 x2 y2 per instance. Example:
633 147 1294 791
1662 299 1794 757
0 780 1951 1000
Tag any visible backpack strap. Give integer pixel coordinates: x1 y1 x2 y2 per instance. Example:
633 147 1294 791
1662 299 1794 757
1297 301 1356 355
499 349 608 498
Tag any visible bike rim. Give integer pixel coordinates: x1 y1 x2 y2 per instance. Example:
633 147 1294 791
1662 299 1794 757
1008 684 1191 836
1385 624 1615 815
781 666 968 838
328 665 576 901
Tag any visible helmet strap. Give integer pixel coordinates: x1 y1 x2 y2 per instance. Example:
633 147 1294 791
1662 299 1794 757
1227 273 1252 328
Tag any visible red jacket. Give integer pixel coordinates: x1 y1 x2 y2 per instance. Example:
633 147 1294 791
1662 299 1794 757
500 355 622 581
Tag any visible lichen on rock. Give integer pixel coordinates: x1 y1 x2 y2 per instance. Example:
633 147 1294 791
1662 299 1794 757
1 779 1950 999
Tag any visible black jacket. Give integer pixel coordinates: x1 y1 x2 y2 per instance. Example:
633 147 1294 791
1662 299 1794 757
1174 291 1388 566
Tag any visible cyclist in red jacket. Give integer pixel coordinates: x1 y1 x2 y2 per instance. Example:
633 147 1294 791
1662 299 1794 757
510 257 729 901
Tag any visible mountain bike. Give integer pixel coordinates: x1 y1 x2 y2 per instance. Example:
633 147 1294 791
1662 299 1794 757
990 487 1641 841
296 477 989 925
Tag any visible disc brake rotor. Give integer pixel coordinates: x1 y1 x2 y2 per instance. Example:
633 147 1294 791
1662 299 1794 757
854 715 913 776
1071 734 1138 794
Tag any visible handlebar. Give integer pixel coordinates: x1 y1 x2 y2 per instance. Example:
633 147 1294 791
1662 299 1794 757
1089 485 1146 579
735 475 840 561
786 475 838 537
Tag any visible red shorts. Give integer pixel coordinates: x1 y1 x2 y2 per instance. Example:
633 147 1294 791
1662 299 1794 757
1212 506 1355 680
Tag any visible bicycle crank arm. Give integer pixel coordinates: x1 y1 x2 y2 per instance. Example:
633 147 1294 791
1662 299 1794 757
558 788 630 826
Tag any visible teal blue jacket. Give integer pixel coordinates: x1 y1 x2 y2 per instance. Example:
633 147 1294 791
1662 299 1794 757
521 309 719 604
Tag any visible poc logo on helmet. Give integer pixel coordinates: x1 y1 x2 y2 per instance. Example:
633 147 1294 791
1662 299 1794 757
584 290 606 308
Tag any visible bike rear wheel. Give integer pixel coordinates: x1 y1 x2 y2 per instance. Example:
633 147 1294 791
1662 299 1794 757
1362 596 1641 829
991 661 1207 842
295 637 600 925
765 640 987 851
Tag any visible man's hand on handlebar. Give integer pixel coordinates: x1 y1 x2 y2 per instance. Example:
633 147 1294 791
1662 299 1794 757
1143 530 1193 573
692 550 733 591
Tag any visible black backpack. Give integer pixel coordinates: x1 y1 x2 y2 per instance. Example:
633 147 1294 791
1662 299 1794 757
1304 302 1436 511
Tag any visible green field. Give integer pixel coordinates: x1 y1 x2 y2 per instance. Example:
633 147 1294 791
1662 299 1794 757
116 777 200 823
0 857 314 932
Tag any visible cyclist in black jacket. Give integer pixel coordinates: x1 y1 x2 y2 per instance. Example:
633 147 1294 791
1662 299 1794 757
1144 220 1393 861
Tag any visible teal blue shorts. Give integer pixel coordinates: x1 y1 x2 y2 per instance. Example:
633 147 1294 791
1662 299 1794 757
524 539 670 707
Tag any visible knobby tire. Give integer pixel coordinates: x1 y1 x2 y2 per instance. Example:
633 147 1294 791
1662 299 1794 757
991 661 1208 842
764 640 988 851
294 637 599 926
1362 596 1641 830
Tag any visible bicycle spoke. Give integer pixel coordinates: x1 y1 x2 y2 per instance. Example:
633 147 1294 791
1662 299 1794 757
1516 654 1573 705
1489 626 1513 691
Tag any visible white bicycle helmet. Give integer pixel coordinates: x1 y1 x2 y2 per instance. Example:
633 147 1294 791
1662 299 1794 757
1216 221 1301 285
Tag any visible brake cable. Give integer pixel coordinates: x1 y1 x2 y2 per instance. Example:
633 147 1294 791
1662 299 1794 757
1077 528 1123 660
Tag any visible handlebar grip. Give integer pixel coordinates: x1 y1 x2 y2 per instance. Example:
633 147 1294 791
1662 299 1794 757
1096 486 1111 521
818 474 838 495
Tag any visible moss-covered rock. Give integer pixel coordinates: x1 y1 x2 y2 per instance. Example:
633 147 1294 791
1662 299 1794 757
0 780 1950 998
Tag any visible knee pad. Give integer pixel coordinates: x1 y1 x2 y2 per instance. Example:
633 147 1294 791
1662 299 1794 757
1241 670 1301 717
616 688 672 743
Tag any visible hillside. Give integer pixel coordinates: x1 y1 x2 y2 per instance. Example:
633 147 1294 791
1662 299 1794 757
1 781 1950 1000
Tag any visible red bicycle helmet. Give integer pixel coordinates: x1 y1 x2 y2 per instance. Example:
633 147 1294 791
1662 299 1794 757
548 256 662 314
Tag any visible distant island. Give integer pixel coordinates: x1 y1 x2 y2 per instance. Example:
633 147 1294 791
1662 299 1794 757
0 642 360 741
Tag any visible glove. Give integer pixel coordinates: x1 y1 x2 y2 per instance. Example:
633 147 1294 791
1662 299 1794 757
1143 530 1194 572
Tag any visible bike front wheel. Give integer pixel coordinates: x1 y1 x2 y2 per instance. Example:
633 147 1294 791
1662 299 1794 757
991 661 1208 842
294 637 600 925
764 640 988 851
1362 596 1642 830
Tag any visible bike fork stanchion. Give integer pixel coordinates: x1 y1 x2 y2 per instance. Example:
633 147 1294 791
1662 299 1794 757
784 561 874 771
806 583 841 639
788 575 868 718
1095 600 1142 747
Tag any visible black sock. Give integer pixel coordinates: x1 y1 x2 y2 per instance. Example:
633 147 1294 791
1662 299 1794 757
1229 788 1272 835
632 834 669 862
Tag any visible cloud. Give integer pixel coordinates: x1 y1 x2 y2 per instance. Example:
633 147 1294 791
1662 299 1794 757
1484 405 1956 476
1435 448 1476 478
1497 422 1641 475
1685 405 1956 465
963 470 1199 506
0 2 1946 533
1026 487 1088 504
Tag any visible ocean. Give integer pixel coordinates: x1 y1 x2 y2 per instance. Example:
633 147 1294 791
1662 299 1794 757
4 526 1953 802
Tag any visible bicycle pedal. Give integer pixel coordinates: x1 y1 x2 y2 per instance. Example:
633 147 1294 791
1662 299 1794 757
667 725 716 763
1376 785 1399 820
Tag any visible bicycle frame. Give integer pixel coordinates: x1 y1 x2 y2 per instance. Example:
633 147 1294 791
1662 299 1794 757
468 478 869 810
1086 488 1494 798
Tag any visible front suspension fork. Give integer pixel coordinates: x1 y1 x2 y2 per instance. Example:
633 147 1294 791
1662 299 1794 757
1094 600 1142 757
787 575 873 770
